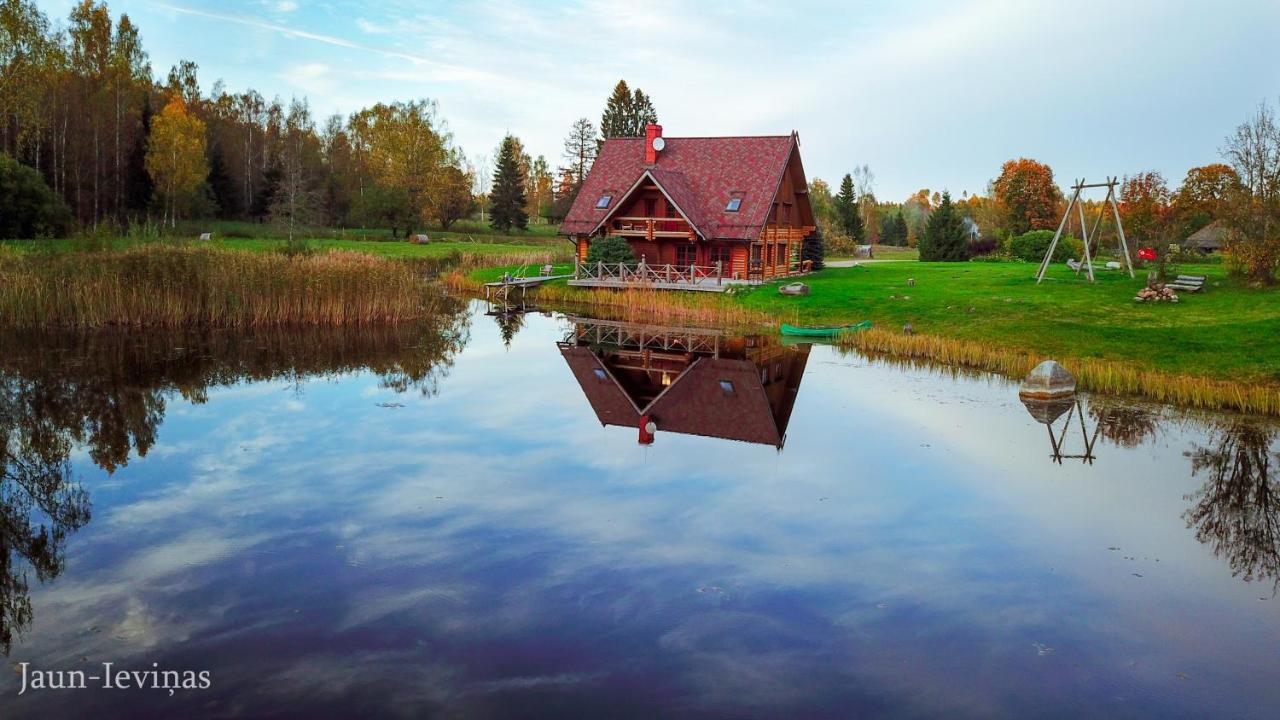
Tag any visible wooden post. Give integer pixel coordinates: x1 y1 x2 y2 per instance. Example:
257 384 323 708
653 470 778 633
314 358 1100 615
1109 179 1136 278
1077 192 1095 282
716 260 723 286
1037 181 1081 283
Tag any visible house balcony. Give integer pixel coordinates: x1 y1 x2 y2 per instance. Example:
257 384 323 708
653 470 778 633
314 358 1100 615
607 216 695 240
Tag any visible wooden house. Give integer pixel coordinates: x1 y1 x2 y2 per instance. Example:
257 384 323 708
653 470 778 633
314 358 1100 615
560 124 816 289
558 318 810 448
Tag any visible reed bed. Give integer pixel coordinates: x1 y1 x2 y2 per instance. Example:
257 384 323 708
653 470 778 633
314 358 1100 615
0 245 434 328
841 327 1280 416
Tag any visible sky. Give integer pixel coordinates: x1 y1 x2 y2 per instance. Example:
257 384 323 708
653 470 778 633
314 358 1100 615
33 0 1280 200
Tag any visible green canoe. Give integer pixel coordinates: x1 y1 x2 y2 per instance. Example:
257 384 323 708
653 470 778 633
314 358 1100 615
780 320 872 338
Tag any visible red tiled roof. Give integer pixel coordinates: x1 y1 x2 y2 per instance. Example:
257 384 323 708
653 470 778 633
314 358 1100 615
560 135 799 241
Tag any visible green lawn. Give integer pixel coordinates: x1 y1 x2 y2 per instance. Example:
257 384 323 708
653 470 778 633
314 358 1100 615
751 261 1280 382
469 258 1280 384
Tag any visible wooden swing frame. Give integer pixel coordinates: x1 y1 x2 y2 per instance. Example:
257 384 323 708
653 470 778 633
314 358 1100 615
1035 177 1135 284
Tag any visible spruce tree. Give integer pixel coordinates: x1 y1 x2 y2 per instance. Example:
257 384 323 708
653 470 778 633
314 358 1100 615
600 80 635 139
921 191 969 261
600 80 659 139
630 89 657 134
895 213 909 247
490 135 528 232
834 173 864 243
879 213 899 247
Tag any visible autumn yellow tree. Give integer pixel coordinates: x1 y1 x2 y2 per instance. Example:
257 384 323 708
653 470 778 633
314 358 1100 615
346 100 452 235
145 97 207 227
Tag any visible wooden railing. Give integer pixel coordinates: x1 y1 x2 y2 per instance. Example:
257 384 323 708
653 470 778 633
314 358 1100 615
566 317 723 355
575 260 724 286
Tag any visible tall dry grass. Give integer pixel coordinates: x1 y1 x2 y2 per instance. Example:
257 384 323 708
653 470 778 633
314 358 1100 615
841 328 1280 416
0 245 434 328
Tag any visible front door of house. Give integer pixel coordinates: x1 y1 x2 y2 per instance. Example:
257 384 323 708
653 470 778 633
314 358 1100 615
676 244 696 268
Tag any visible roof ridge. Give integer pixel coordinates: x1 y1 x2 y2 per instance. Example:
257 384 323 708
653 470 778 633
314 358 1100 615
601 134 793 141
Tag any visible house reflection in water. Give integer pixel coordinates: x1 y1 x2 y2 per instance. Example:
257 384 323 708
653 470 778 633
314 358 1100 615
558 317 809 448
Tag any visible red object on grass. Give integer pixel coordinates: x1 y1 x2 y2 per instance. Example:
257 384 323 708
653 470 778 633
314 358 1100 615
1138 247 1157 261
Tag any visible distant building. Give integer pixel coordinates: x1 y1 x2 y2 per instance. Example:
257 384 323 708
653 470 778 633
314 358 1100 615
1183 220 1227 253
560 124 816 287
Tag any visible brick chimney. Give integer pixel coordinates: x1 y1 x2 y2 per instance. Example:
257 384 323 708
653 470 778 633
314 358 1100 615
644 123 663 164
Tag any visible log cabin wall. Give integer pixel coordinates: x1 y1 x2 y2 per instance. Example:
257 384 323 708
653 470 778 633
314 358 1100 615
754 148 815 279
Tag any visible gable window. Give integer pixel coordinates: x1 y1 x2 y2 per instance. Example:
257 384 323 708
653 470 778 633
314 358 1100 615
725 197 742 212
595 195 612 209
782 203 792 224
645 198 657 217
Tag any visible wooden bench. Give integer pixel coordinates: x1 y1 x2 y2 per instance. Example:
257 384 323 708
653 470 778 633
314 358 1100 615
1165 274 1206 292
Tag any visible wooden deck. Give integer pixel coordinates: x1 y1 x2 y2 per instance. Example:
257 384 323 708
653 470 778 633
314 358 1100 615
483 274 572 301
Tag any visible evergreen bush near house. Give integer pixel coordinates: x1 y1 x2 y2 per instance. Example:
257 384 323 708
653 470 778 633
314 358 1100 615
0 154 73 238
585 235 637 265
801 229 826 270
919 192 969 262
1010 229 1082 263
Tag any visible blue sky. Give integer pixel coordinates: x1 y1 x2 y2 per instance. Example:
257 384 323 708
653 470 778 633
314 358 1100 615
34 0 1280 199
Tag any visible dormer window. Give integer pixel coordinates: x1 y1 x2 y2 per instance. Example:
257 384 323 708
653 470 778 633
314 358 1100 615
595 195 612 209
725 197 742 212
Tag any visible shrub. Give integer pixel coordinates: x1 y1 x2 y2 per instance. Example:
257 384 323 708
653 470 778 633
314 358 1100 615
1010 230 1082 263
0 154 72 238
584 235 637 265
967 236 998 257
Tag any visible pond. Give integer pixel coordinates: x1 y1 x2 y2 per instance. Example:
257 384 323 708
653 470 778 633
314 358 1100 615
0 299 1277 718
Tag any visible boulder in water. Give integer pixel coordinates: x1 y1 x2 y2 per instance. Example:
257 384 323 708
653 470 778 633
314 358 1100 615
1019 360 1076 399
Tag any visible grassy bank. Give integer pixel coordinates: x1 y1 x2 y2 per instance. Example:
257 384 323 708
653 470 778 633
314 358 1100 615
0 245 444 328
461 258 1280 414
1 235 572 264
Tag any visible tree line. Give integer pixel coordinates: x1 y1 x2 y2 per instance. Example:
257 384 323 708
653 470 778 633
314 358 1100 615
1 1 662 239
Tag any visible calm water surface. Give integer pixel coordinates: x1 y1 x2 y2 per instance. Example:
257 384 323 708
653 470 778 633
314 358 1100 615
0 300 1277 718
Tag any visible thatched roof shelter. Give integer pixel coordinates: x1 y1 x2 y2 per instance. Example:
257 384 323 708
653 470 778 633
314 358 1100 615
1184 220 1227 252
